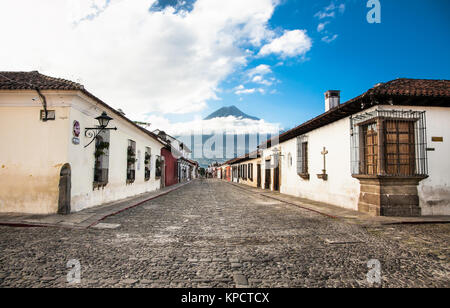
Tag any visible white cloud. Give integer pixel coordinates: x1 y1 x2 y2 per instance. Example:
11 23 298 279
317 21 329 32
0 0 282 120
246 64 274 86
315 2 345 19
235 88 256 95
145 114 281 135
247 64 272 77
252 75 272 86
315 2 345 43
315 11 335 19
321 34 338 43
234 87 265 95
258 30 312 58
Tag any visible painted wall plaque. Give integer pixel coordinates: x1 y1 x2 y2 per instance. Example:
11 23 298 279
72 120 81 144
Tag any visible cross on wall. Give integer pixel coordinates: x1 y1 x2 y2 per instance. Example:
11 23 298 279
317 146 328 181
321 147 328 173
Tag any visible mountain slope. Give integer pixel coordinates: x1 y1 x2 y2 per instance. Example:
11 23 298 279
204 105 260 120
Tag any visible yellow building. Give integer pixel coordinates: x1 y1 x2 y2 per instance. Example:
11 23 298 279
230 151 262 188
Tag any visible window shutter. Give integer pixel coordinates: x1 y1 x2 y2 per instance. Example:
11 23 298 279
297 136 308 174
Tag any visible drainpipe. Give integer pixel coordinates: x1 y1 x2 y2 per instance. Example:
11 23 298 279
0 73 49 121
35 87 49 121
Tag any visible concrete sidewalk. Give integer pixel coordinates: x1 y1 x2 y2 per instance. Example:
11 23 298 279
227 181 450 226
0 181 192 229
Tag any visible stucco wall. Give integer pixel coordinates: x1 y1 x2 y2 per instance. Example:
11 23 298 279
262 116 360 210
261 105 450 215
0 90 164 214
0 91 71 214
68 95 164 212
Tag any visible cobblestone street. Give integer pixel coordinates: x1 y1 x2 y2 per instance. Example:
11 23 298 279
0 179 449 288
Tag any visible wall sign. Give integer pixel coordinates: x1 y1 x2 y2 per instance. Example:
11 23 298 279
72 120 80 145
431 137 443 142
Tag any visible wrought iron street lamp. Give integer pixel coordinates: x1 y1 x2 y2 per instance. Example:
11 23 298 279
84 112 117 148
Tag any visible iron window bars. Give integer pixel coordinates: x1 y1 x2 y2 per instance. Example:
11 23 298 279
350 109 428 177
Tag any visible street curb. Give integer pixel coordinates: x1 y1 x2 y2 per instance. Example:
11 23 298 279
259 193 339 219
228 182 338 219
0 181 192 230
225 180 450 225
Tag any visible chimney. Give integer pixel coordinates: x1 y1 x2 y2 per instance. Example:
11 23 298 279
158 130 167 141
324 90 340 112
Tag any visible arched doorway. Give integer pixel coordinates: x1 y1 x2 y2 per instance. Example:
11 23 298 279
58 163 71 215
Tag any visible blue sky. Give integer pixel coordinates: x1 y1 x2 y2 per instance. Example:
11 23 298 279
177 0 450 130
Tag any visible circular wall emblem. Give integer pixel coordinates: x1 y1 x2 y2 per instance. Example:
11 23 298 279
73 120 80 137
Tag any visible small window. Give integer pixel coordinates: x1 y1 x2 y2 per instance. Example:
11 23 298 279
40 110 55 120
127 140 136 183
155 155 162 178
297 136 309 179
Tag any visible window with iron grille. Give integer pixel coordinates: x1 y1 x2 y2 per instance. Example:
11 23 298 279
297 135 309 179
350 109 428 177
126 140 136 183
155 155 162 178
93 131 110 188
144 147 152 181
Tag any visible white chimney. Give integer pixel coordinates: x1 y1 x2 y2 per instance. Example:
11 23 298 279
325 90 340 112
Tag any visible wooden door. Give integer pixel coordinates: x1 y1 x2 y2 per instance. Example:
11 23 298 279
58 164 71 215
264 164 271 189
274 165 280 191
257 164 261 188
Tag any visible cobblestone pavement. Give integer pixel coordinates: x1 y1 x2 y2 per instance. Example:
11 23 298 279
0 179 449 288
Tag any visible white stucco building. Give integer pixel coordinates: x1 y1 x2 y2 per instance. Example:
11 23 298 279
0 71 165 214
233 79 450 217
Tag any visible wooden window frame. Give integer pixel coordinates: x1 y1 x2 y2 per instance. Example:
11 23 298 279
126 140 136 184
358 117 417 176
144 147 152 182
297 136 309 180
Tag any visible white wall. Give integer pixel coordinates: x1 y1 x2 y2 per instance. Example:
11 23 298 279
262 105 450 215
262 116 360 210
68 94 164 212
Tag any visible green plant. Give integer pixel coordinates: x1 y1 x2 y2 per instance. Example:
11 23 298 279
127 146 136 166
94 142 110 158
127 146 135 156
144 153 151 165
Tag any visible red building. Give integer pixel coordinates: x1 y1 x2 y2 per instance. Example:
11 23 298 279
161 147 178 187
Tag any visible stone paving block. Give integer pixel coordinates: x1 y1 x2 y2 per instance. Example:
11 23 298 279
92 223 121 230
0 179 449 288
233 273 248 286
